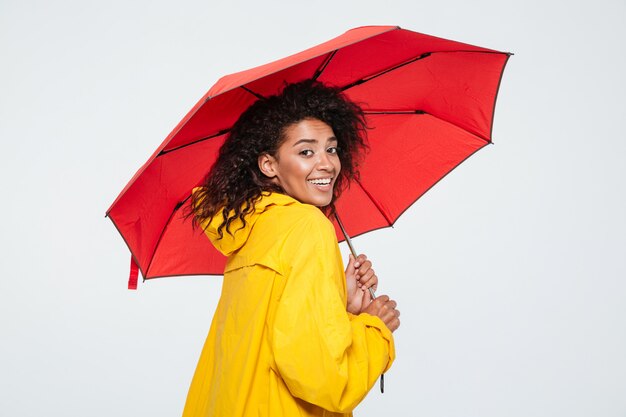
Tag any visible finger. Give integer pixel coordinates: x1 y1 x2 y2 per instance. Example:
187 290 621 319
357 268 373 281
382 304 399 323
380 308 396 325
376 302 396 322
375 295 390 304
365 276 378 292
357 260 372 277
354 254 367 269
366 296 387 313
363 295 392 318
387 317 400 332
358 270 376 288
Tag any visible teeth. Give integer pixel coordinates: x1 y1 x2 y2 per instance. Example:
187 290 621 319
308 178 331 185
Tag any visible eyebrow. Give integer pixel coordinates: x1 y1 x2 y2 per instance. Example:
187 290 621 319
292 137 338 147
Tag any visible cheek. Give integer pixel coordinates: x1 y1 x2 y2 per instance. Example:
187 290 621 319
280 159 310 182
294 159 315 175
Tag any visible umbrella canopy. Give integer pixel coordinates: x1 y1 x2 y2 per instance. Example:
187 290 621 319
106 25 510 286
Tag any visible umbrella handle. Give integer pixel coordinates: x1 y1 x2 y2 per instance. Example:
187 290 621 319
334 213 376 300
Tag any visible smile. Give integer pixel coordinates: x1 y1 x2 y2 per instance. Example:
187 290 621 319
307 178 332 186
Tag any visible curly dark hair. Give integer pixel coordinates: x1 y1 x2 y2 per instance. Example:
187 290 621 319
190 79 368 237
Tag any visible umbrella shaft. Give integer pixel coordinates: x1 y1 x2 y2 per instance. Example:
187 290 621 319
334 213 376 300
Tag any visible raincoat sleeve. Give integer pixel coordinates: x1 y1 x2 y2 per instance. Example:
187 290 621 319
271 211 395 413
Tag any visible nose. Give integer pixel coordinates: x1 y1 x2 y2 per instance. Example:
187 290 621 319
316 151 333 172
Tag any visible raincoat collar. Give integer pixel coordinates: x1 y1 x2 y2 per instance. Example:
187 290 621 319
200 191 301 256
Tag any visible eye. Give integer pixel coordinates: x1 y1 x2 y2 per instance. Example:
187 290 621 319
299 149 314 157
327 146 339 154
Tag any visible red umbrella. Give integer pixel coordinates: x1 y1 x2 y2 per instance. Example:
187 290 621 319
106 25 510 289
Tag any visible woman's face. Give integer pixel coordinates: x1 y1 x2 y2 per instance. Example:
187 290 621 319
260 118 341 207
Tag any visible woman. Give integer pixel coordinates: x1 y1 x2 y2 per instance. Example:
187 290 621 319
184 80 400 417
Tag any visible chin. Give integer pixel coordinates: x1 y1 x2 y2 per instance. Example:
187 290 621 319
297 193 333 207
311 195 334 208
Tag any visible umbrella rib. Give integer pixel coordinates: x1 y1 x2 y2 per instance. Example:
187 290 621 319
240 86 266 100
158 129 231 156
364 110 425 115
353 178 394 226
365 109 491 144
341 52 431 91
341 49 507 92
312 50 337 81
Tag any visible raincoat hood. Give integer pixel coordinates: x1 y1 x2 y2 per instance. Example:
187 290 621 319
195 190 301 256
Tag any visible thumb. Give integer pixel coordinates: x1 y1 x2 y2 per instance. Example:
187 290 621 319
347 253 356 270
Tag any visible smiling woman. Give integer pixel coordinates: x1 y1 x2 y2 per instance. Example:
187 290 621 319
184 80 401 417
190 80 367 237
258 118 341 207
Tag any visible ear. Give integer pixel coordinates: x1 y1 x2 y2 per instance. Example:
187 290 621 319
258 153 278 178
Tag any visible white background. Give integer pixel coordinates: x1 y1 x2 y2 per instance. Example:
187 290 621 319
1 0 625 415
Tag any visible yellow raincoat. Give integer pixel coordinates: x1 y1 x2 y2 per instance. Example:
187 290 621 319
183 192 395 417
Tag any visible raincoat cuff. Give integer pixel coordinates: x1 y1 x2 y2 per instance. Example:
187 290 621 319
351 312 396 373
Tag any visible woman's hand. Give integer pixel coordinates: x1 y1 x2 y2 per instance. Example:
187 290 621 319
345 254 378 314
362 295 401 332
